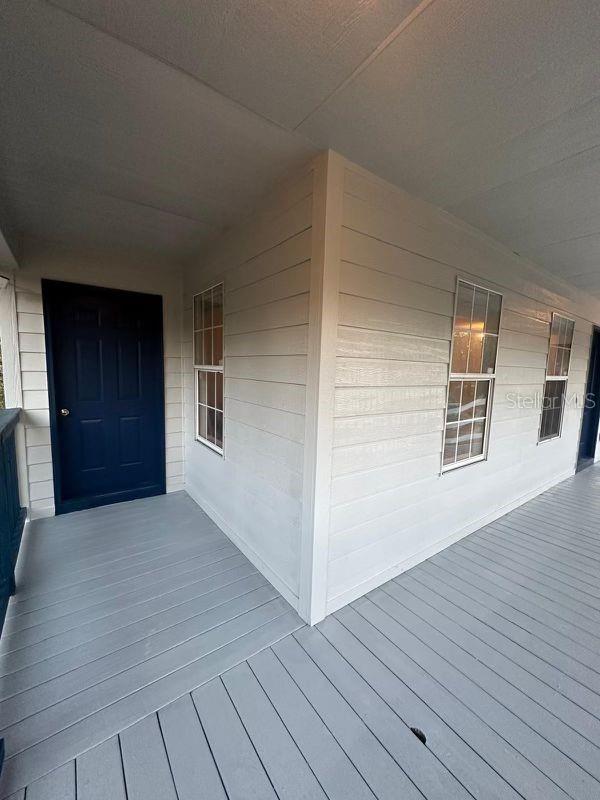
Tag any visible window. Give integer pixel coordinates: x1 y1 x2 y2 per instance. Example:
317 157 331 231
443 279 502 470
538 313 574 442
193 283 224 453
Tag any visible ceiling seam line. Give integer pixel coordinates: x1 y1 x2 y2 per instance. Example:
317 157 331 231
41 0 304 140
447 141 600 210
293 0 440 131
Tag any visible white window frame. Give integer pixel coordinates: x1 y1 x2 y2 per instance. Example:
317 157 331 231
193 282 224 456
538 312 574 444
441 278 503 473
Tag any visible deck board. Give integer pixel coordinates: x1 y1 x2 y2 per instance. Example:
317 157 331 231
2 468 600 798
221 661 327 800
192 677 278 800
158 694 227 800
76 737 127 800
0 493 303 796
120 714 178 800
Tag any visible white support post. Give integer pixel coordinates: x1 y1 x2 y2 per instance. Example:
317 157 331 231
299 150 345 625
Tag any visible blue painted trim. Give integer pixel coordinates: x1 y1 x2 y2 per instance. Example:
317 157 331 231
0 408 26 627
0 408 26 778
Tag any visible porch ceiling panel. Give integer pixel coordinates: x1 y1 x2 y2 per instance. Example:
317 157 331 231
0 0 316 259
1 0 600 289
298 0 600 288
45 0 423 130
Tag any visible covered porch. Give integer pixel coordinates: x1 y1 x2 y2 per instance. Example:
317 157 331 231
1 465 600 798
2 2 600 798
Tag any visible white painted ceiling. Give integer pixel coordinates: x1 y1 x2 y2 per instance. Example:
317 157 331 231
1 0 600 290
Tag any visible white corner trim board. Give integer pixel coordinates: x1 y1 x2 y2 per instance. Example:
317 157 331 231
299 150 345 625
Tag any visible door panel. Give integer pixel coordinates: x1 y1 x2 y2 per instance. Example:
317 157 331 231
43 280 166 514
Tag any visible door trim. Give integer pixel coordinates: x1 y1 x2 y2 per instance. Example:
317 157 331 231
42 279 166 514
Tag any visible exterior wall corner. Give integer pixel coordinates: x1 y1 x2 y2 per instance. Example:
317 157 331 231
299 150 345 624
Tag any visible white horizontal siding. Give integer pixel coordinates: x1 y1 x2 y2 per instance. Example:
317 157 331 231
183 165 314 607
326 159 597 613
334 386 446 417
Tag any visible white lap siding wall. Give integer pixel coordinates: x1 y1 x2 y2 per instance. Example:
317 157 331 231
182 164 315 610
12 240 184 518
325 157 597 615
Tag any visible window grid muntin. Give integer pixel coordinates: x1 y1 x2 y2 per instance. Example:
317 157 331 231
538 312 574 443
193 283 224 454
193 283 223 370
442 279 502 472
443 379 491 466
451 280 501 377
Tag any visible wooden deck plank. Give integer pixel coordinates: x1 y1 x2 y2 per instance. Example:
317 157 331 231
0 606 300 793
0 572 266 729
359 592 599 800
0 492 304 798
158 694 227 800
492 521 600 576
459 538 600 615
478 526 600 590
317 614 522 800
6 534 216 616
435 549 600 662
498 513 600 560
23 762 75 800
376 582 600 767
0 544 238 657
11 515 212 583
2 588 280 754
193 677 278 800
274 634 424 800
5 470 600 800
515 504 600 539
0 558 252 696
0 550 243 676
76 737 127 800
336 604 569 800
422 558 600 681
443 546 600 646
120 714 177 800
222 661 327 800
249 647 375 800
3 536 230 634
294 625 473 800
404 571 600 721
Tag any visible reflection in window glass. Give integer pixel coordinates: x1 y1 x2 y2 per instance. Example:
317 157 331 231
539 380 565 441
443 379 492 466
443 280 502 470
539 313 573 442
193 284 225 453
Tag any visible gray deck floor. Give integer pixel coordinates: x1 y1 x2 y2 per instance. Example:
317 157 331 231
0 492 303 797
3 468 600 799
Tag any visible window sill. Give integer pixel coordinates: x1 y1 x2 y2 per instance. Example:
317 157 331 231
537 434 562 445
441 453 487 474
195 436 224 456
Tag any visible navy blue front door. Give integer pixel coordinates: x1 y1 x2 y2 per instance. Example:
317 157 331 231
578 327 600 469
43 280 166 514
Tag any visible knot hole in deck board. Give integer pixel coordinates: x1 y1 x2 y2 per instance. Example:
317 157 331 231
410 727 427 745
